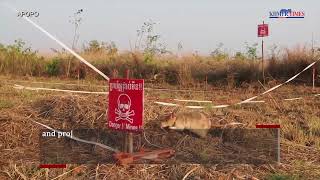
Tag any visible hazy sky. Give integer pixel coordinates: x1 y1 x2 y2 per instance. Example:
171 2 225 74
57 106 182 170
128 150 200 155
0 0 319 55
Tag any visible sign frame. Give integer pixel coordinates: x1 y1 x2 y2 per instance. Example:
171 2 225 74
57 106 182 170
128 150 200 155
108 78 144 133
258 24 269 37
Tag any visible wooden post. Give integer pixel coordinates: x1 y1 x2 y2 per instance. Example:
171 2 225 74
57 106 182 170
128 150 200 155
262 21 265 84
112 69 128 152
313 65 316 90
277 128 281 165
205 75 208 91
125 69 134 153
311 37 315 90
77 62 80 82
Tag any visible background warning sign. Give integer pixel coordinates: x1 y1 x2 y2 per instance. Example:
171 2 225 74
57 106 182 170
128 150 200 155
108 78 144 132
258 24 269 37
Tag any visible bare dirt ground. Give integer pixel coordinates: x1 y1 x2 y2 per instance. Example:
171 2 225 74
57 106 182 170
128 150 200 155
0 77 319 179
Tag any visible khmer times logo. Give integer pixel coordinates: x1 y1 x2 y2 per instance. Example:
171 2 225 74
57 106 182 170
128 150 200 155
269 9 305 18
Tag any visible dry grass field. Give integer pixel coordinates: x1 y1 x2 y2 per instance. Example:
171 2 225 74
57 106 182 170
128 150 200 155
1 2 319 178
0 75 319 179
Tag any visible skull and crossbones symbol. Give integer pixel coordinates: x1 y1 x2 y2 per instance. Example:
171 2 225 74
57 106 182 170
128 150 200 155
115 94 135 123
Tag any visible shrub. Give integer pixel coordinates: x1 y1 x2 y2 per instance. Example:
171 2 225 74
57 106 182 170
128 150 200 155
45 58 60 76
1 40 318 87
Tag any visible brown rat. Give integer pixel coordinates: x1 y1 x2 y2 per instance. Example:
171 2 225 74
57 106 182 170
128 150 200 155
161 110 211 138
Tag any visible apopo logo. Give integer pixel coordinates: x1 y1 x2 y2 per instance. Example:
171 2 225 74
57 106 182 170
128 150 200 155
269 9 305 18
17 11 40 18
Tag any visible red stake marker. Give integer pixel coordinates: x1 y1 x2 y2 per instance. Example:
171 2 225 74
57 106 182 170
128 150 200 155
256 124 280 128
39 164 66 168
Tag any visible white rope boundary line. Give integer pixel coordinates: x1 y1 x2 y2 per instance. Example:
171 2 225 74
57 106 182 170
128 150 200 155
14 84 108 95
2 79 108 88
283 97 303 101
14 82 316 107
9 61 320 107
3 3 110 81
155 94 317 109
145 87 210 92
238 61 317 104
3 79 212 93
17 84 308 102
155 60 319 109
31 119 119 152
173 99 212 103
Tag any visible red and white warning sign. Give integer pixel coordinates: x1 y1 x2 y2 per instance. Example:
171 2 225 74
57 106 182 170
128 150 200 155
108 78 144 132
258 24 269 37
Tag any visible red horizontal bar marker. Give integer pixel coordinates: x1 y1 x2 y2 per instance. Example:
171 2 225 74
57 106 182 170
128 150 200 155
256 124 280 128
39 164 66 168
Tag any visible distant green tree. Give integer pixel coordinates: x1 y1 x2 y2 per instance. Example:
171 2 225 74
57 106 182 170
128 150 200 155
234 52 246 60
102 41 118 56
210 43 228 61
69 9 84 50
45 58 60 76
67 9 84 78
245 42 258 60
0 39 40 75
135 20 169 63
86 40 101 52
83 40 118 56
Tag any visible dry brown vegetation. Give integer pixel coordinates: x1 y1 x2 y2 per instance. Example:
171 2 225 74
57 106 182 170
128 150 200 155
0 76 319 179
0 40 319 179
0 41 319 87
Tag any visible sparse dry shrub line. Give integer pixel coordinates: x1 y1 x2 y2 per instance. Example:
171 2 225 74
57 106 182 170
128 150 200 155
0 40 319 86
